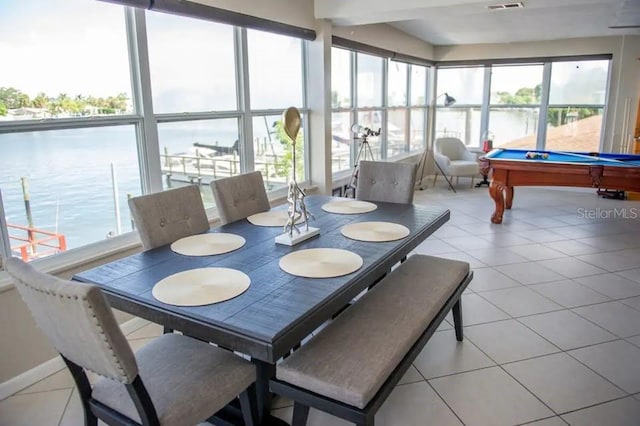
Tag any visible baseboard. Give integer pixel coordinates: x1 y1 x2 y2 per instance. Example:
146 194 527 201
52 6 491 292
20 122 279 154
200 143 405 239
0 316 149 400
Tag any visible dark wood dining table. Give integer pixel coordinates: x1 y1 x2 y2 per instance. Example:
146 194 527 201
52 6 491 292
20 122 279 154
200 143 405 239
73 195 450 425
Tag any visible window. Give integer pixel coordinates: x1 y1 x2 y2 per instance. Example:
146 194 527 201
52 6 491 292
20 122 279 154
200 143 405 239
357 110 383 160
547 60 608 152
435 67 484 146
332 48 352 108
0 127 141 257
488 64 543 149
409 109 426 152
387 108 408 157
433 59 610 151
0 0 132 120
0 0 138 262
357 53 384 108
248 30 304 110
388 61 408 107
252 115 306 190
147 12 237 113
158 119 240 207
411 66 427 106
332 111 353 174
0 2 313 264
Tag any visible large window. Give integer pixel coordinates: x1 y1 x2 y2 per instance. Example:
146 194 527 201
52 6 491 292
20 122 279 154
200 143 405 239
0 0 138 262
435 67 484 146
248 30 304 110
147 13 237 113
434 59 610 151
157 119 240 207
0 0 132 120
330 50 430 175
547 60 608 152
0 3 310 265
357 53 384 108
252 114 305 190
0 127 141 255
488 64 543 149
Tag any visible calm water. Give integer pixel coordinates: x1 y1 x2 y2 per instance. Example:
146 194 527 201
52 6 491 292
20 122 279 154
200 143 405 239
0 127 235 250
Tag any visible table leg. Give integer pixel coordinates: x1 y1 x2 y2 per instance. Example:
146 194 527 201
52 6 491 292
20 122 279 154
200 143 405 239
505 187 514 210
489 181 506 224
253 358 289 426
475 173 491 187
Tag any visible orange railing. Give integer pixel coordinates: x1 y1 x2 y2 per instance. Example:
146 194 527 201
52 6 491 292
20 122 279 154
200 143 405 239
8 224 67 261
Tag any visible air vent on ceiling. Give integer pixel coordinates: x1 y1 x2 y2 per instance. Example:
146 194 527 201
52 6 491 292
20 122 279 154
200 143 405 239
488 2 524 10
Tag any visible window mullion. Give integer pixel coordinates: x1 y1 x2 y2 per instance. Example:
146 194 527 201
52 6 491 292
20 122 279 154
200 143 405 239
381 59 388 159
0 190 11 264
236 27 254 173
480 65 492 146
127 7 162 193
537 62 552 150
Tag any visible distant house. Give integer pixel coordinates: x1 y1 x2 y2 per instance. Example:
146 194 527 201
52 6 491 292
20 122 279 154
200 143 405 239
7 107 49 119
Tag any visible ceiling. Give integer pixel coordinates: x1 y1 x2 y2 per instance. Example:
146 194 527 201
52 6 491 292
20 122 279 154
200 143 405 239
315 0 640 45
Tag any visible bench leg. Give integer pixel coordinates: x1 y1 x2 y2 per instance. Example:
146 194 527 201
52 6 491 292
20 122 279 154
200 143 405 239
291 402 310 426
452 299 463 341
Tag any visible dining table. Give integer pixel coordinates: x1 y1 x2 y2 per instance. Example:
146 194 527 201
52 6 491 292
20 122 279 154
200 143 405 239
73 195 450 425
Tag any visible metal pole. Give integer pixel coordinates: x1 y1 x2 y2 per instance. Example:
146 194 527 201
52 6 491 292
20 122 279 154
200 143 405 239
111 163 122 236
0 190 12 263
20 177 36 255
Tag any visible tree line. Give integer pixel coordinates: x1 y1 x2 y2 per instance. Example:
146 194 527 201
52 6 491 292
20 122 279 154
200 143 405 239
495 85 600 126
0 87 130 117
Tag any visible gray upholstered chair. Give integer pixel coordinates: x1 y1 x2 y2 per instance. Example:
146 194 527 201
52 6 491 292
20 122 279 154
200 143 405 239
355 160 417 204
128 185 209 251
210 171 270 225
5 257 259 426
433 137 481 187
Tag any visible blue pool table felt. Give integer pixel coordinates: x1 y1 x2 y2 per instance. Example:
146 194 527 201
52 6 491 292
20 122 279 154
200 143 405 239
485 148 640 166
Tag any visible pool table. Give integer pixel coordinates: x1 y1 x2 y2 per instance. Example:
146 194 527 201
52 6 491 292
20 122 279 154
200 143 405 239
483 148 640 224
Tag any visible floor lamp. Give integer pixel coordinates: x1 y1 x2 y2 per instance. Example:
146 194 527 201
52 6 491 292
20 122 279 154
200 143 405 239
416 93 457 192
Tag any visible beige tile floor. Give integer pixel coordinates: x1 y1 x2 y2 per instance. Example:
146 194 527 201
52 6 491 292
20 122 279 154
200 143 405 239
2 183 640 425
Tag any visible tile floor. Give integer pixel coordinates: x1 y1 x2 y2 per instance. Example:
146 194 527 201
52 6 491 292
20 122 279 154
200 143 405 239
2 184 640 425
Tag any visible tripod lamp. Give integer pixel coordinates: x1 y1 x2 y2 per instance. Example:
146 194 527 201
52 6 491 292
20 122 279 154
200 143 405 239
415 92 457 192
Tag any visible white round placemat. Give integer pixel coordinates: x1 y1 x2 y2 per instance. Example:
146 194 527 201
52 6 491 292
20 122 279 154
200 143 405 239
321 200 377 214
152 267 250 306
341 221 410 242
170 233 246 256
279 248 363 278
247 210 304 227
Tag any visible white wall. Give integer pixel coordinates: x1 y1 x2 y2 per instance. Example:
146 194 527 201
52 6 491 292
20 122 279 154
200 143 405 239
332 23 434 59
190 0 316 29
434 36 640 153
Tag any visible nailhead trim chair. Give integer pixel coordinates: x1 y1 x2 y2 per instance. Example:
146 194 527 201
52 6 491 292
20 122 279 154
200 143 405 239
355 161 417 204
128 185 210 251
6 257 259 426
210 171 271 225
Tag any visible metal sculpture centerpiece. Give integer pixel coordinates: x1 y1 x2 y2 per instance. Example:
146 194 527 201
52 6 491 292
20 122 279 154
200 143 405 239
275 107 319 246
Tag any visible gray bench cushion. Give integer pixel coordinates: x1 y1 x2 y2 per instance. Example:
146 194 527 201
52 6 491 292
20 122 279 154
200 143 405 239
276 254 469 409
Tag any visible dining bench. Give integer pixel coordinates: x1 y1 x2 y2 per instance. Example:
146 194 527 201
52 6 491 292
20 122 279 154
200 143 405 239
269 254 473 426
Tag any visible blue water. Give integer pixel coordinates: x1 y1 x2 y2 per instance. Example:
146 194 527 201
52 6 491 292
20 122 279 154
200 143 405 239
0 126 235 250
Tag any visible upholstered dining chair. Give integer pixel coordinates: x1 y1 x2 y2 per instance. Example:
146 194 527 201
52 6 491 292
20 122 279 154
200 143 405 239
210 171 270 225
433 137 481 188
5 257 259 426
128 185 209 251
355 160 417 204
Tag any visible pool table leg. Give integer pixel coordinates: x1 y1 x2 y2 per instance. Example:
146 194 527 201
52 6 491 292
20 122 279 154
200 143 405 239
489 180 507 224
505 186 514 210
